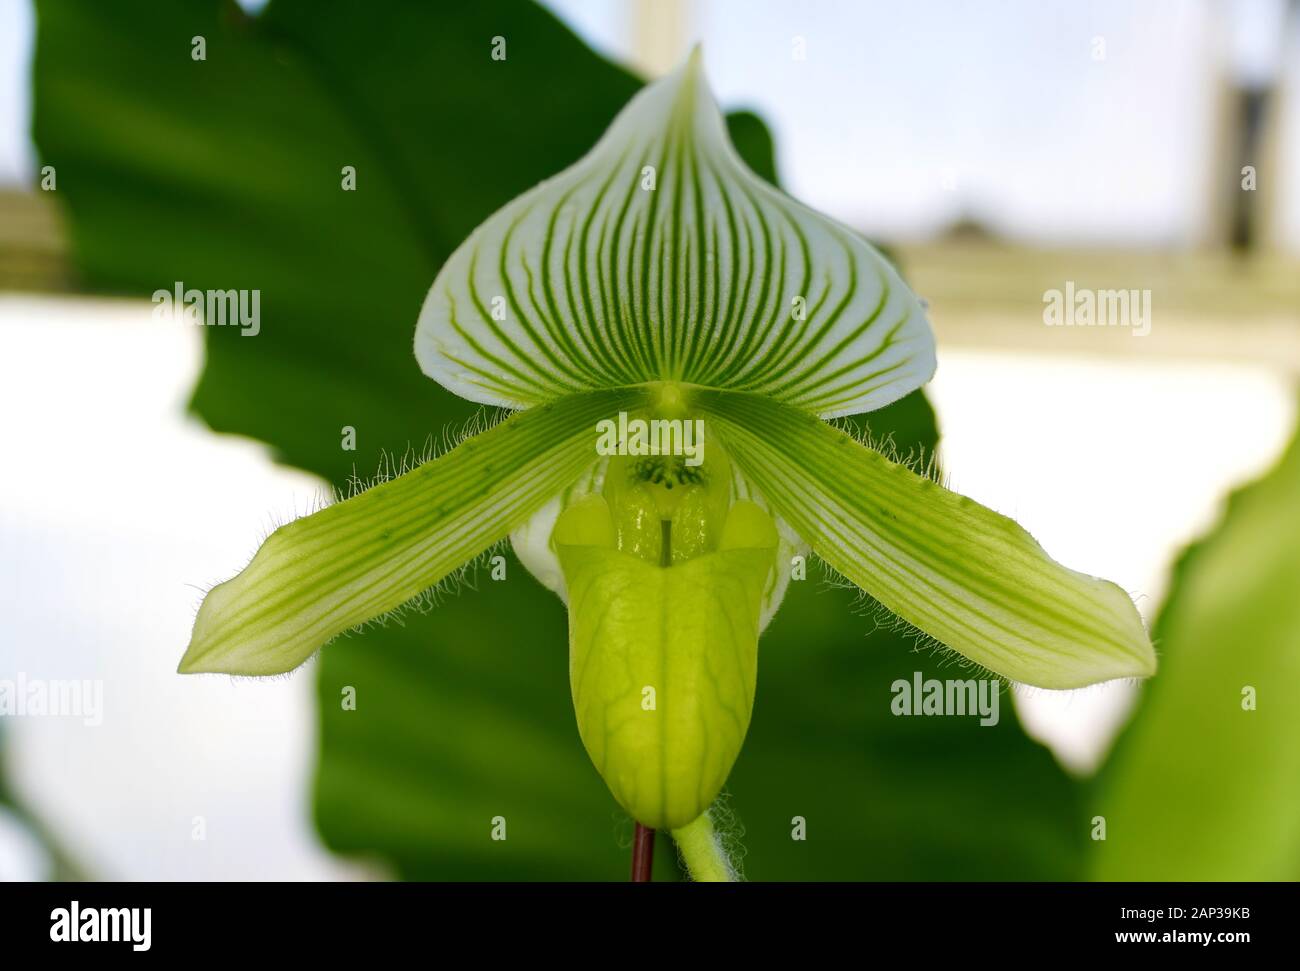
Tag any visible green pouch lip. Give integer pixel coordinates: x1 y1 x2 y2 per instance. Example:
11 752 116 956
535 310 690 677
556 532 777 829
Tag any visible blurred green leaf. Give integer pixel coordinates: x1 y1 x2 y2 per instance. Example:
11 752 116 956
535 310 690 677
1092 420 1300 880
0 731 82 880
34 0 648 479
35 0 1083 879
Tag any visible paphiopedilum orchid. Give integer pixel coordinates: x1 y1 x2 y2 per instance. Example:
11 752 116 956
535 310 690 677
180 49 1155 880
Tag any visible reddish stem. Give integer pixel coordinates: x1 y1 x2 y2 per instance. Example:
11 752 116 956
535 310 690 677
630 823 655 882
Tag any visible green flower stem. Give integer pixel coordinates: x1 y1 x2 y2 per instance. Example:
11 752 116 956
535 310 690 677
671 810 735 882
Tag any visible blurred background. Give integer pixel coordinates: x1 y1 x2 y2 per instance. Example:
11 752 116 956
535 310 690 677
1 0 1297 880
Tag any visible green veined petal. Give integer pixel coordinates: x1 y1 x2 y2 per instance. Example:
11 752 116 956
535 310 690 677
415 48 935 418
180 389 644 676
696 389 1157 689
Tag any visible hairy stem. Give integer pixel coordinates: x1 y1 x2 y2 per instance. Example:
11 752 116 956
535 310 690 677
671 810 736 882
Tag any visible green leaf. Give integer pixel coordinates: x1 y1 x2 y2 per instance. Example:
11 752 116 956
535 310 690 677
416 49 935 418
180 389 641 675
35 0 1085 879
733 541 1086 880
33 0 648 484
1091 422 1300 880
697 389 1156 689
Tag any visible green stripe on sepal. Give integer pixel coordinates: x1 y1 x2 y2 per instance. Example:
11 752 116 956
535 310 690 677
415 47 935 418
555 496 778 829
697 390 1157 689
180 389 644 676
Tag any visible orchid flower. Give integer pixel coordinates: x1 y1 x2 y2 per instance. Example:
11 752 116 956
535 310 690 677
179 49 1155 880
